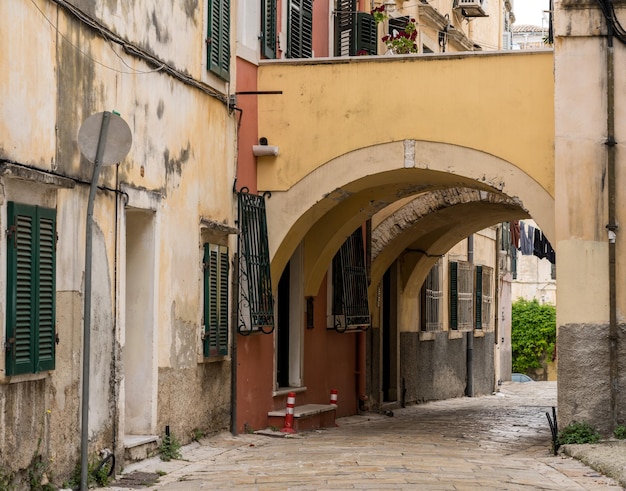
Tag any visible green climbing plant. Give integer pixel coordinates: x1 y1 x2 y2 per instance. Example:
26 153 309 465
511 298 556 373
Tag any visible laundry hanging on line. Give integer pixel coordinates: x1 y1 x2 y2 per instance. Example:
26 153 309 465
512 220 555 264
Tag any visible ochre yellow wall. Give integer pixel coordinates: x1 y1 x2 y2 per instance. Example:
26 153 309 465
257 51 554 194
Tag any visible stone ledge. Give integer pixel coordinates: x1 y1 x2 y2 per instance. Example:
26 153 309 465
268 404 336 418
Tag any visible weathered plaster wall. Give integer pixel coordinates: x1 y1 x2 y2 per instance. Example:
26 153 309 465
554 0 626 431
400 331 495 405
0 0 236 483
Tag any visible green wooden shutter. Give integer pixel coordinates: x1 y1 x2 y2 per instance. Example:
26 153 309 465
475 265 483 329
288 0 313 58
203 243 229 357
218 246 229 356
207 0 230 80
354 13 377 55
261 0 277 58
36 208 56 371
449 261 458 330
6 202 56 375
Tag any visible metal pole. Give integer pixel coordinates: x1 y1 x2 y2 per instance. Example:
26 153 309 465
81 111 111 490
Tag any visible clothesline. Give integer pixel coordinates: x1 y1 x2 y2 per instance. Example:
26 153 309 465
510 220 556 265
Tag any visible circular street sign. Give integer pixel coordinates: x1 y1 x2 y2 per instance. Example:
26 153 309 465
78 111 132 165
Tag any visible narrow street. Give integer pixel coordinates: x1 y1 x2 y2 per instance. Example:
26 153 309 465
101 382 623 490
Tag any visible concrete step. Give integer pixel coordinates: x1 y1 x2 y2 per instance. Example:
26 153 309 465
267 403 337 432
123 434 159 464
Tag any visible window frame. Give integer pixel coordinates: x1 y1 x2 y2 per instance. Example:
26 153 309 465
5 202 57 376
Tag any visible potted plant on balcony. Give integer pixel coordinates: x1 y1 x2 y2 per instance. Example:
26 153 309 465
371 6 419 54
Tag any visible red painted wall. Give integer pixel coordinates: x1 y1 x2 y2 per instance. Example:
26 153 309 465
235 58 258 193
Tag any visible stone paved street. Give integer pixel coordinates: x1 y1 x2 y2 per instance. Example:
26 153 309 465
102 382 623 490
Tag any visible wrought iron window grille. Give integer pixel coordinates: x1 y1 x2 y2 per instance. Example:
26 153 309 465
237 189 275 335
331 228 371 333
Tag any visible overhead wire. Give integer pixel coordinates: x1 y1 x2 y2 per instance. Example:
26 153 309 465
29 0 228 104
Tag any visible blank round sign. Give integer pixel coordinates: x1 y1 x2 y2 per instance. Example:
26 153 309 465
78 112 132 165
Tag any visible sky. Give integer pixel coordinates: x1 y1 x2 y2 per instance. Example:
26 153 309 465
513 0 550 27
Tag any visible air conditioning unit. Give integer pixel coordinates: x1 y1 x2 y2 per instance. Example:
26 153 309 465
454 0 488 18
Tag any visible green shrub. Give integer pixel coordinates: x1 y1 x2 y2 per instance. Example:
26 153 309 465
614 425 626 439
558 422 601 445
159 432 182 461
511 299 556 373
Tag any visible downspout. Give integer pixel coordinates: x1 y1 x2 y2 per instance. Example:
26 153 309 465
605 18 618 430
466 235 474 397
231 252 239 436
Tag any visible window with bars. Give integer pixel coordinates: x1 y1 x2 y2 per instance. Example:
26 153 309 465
420 259 443 331
288 0 313 58
334 0 377 56
449 261 474 331
207 0 230 80
475 265 493 330
203 243 229 357
331 228 370 331
5 202 56 375
238 192 275 334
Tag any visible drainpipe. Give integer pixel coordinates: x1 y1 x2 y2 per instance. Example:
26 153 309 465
231 252 239 435
466 235 474 397
605 20 618 430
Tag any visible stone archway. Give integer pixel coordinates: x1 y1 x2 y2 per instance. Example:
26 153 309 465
265 140 554 297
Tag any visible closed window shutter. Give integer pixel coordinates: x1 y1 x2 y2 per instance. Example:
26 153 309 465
6 203 56 375
354 13 377 55
288 0 313 58
36 208 56 371
262 0 277 58
207 0 230 80
475 265 483 329
218 246 229 356
449 261 458 330
203 243 229 357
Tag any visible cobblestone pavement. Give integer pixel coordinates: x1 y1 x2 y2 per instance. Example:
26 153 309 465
102 382 624 490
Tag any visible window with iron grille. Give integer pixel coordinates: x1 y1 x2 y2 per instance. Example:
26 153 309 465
331 228 370 331
420 259 443 331
288 0 313 58
238 192 275 334
203 243 229 357
475 265 493 330
5 202 56 375
449 260 473 331
334 0 377 56
207 0 230 80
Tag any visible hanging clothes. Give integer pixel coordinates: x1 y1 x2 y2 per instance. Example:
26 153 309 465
546 239 556 264
533 228 546 259
520 222 534 255
511 220 521 250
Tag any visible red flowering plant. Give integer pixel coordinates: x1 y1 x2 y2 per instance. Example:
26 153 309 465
371 5 419 54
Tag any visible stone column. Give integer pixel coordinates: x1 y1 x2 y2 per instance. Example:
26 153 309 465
555 0 626 433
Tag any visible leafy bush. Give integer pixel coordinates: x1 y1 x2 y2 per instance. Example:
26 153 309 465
511 299 556 373
614 425 626 439
159 432 182 461
558 422 601 445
